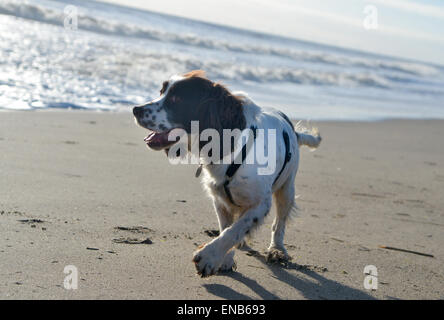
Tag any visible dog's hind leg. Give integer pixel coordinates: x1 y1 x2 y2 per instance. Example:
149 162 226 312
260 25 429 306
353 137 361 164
267 175 295 263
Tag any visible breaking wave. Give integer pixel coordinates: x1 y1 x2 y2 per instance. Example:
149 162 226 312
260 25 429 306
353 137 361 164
1 0 443 119
0 0 439 78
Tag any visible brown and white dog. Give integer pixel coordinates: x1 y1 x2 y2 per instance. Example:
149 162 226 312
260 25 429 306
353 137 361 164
133 70 321 277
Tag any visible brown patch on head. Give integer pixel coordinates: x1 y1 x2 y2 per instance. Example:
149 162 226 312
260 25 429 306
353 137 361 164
160 73 246 158
183 70 206 79
198 82 246 134
197 82 246 158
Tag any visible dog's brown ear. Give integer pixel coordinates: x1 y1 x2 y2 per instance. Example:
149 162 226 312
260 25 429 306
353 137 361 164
214 84 246 132
183 70 206 79
198 83 246 133
198 97 222 154
198 83 246 158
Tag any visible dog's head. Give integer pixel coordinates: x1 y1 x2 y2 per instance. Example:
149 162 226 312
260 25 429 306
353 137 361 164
133 70 246 153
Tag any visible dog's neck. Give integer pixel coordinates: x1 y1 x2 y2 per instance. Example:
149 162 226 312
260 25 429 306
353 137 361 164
199 162 230 187
196 95 261 183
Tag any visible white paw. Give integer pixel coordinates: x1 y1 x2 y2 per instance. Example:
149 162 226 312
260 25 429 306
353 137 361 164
192 243 225 277
218 250 237 273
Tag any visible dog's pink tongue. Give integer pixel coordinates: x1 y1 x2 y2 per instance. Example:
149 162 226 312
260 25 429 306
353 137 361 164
145 132 168 150
144 132 156 143
144 130 179 150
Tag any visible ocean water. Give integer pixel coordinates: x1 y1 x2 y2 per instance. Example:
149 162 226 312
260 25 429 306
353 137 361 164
1 0 443 120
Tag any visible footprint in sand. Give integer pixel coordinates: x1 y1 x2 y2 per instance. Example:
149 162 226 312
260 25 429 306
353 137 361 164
351 192 385 199
113 225 154 244
112 238 153 244
18 218 45 224
114 226 152 233
1 210 25 216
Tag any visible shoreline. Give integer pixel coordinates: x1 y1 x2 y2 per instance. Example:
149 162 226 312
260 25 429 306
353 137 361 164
1 108 444 123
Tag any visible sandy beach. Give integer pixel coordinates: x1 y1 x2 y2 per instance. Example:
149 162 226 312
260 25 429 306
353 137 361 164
1 111 443 299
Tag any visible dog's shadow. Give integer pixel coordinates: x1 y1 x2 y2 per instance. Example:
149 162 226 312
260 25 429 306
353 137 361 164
203 250 376 300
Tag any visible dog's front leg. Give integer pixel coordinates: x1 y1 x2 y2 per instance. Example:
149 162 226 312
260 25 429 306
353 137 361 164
193 197 272 277
213 201 237 273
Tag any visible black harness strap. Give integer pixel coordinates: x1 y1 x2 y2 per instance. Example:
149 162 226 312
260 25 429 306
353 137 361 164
277 111 295 131
223 125 292 206
223 180 236 205
226 125 257 178
273 111 294 185
278 110 299 141
273 130 291 186
223 125 257 206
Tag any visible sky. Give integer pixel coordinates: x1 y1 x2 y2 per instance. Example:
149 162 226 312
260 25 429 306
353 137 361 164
100 0 444 65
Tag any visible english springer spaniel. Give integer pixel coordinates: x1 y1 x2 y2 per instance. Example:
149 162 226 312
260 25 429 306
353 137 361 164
133 70 321 277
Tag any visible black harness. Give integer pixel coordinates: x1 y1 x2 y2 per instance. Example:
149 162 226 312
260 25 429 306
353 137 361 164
272 131 292 185
223 125 292 206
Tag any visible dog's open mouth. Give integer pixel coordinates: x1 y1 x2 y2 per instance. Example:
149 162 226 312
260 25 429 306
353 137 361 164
144 128 181 150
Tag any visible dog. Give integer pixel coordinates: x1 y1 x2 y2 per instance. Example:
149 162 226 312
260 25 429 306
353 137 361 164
133 70 321 277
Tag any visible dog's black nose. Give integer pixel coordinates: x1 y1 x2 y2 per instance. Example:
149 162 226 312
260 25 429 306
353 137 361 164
133 106 143 117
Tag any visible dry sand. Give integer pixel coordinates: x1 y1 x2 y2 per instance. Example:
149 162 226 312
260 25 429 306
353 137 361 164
0 111 443 299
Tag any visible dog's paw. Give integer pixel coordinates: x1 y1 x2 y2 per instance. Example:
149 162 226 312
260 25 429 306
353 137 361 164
192 243 224 277
218 250 237 273
266 247 291 264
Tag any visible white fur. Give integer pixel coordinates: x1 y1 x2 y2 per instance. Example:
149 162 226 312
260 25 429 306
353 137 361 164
134 75 321 277
193 94 321 276
134 75 185 131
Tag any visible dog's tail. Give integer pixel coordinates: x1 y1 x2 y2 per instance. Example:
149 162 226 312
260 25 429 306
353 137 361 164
295 121 322 149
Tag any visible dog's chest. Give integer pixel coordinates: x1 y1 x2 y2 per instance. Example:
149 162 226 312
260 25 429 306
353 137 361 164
202 166 258 209
202 166 234 203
